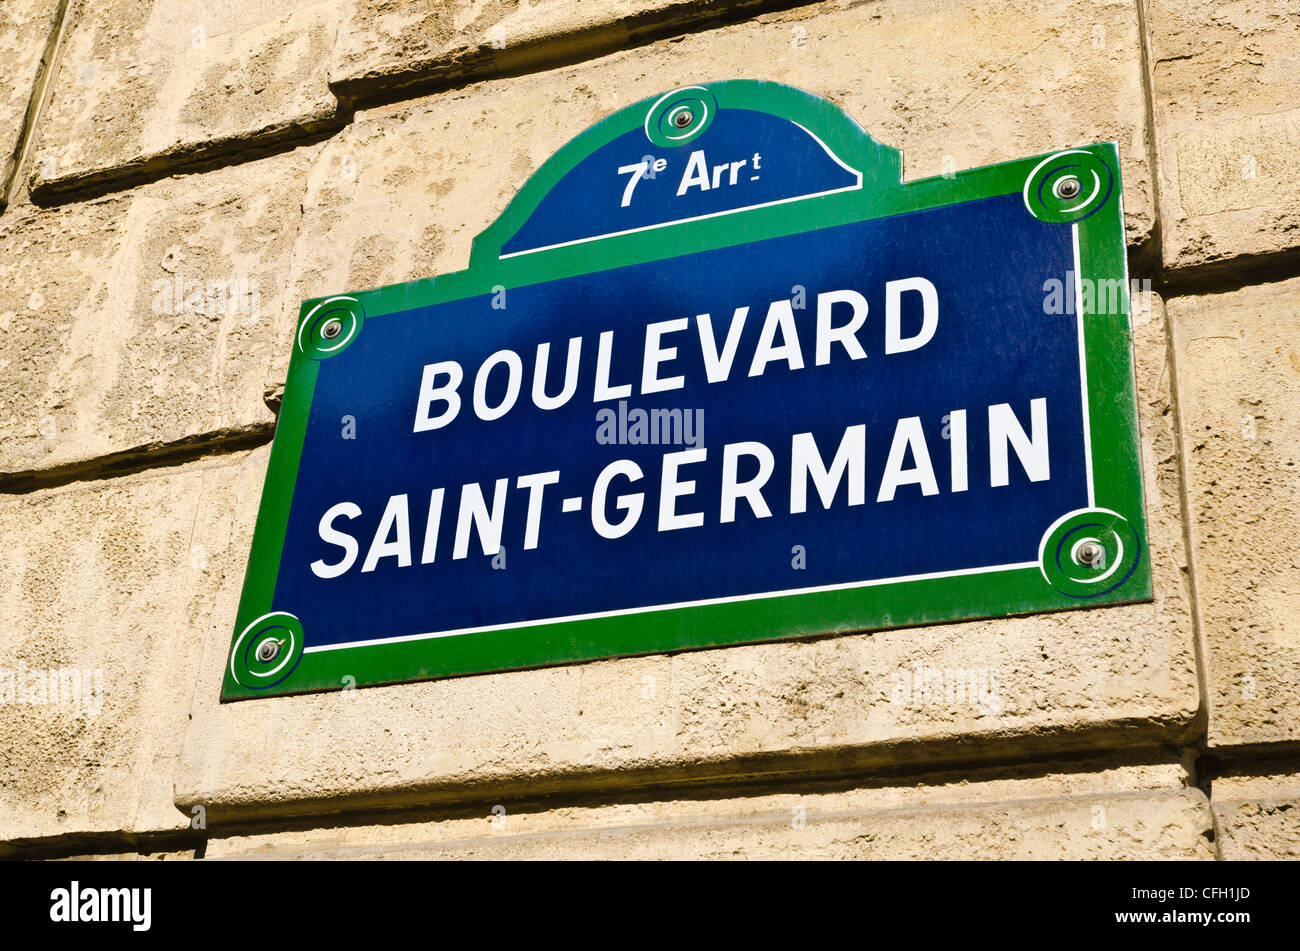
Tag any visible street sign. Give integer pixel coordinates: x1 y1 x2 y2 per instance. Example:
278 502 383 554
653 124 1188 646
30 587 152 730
223 81 1150 700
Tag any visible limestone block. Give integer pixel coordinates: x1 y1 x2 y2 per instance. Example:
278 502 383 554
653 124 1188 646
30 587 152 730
1169 277 1300 748
1213 769 1300 860
0 0 62 204
0 144 320 479
204 764 1212 859
0 446 269 842
1147 0 1300 275
26 0 340 199
331 0 780 102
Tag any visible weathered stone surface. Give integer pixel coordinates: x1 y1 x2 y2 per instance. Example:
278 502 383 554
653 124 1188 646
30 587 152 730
0 144 320 479
0 0 61 204
1147 0 1300 275
204 766 1213 859
1213 769 1300 860
1169 278 1300 748
26 0 340 199
182 290 1197 823
10 0 1285 858
0 446 269 842
331 0 779 102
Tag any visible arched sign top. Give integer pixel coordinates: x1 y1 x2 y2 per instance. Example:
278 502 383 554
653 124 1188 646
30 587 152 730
471 81 903 265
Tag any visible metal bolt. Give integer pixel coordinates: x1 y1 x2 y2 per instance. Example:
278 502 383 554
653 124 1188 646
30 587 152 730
1077 541 1104 567
322 319 343 339
672 109 693 129
1055 176 1082 200
256 639 281 663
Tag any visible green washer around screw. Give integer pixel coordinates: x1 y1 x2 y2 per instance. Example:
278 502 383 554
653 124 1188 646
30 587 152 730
1038 507 1141 599
230 611 305 689
1023 149 1114 223
644 86 717 148
297 295 365 360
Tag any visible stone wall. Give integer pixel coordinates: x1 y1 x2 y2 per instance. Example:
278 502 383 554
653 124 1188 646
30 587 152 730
0 0 1296 859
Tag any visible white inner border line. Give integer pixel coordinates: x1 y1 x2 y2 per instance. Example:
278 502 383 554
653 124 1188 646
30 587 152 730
304 560 1038 654
304 215 1098 657
1072 222 1096 509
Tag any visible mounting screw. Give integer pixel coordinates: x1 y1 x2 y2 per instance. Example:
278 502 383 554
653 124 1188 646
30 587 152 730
322 318 343 339
256 639 282 663
672 109 693 129
1055 176 1082 200
1077 541 1104 567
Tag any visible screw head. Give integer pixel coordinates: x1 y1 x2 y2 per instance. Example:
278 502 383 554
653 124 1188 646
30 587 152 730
256 639 281 663
1076 541 1104 567
672 109 693 129
322 319 343 340
1055 176 1082 200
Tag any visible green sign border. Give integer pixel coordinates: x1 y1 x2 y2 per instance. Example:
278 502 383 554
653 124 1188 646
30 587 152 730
222 80 1150 701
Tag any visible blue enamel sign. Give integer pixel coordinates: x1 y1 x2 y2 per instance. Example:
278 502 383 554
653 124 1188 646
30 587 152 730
224 82 1148 699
